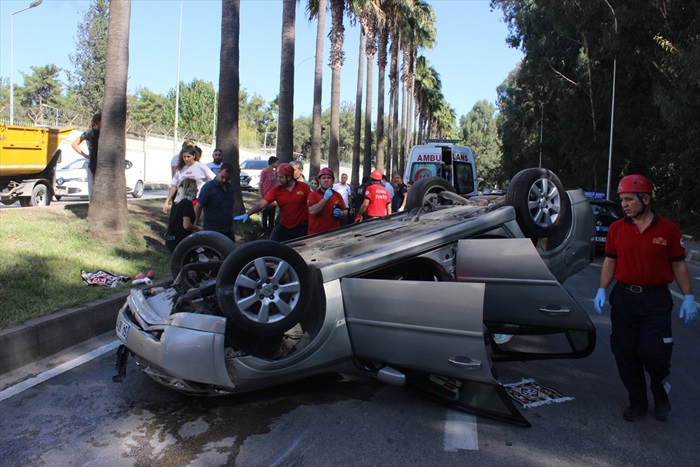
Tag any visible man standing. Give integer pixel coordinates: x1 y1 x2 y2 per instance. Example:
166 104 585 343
290 160 312 187
206 148 223 175
333 172 354 226
593 174 696 422
356 169 391 222
195 162 236 242
352 176 369 224
234 163 311 242
259 156 280 238
308 167 347 235
381 174 394 200
391 172 408 213
71 113 101 200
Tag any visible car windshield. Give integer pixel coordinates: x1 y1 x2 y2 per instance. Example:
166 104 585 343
592 203 622 219
240 160 267 170
62 159 88 170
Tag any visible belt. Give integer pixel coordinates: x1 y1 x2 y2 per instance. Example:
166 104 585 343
617 282 668 294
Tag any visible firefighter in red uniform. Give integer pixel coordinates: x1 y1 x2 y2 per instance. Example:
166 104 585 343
355 169 391 222
234 163 311 242
307 167 347 235
594 174 696 422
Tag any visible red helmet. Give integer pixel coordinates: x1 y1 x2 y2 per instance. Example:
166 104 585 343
277 163 294 176
318 167 335 180
370 169 383 181
617 174 652 194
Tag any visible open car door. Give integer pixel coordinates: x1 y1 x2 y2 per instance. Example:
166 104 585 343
341 279 530 427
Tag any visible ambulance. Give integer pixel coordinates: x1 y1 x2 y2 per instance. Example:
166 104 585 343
403 139 478 197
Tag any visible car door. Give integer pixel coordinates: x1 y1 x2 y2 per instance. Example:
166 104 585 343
341 278 530 426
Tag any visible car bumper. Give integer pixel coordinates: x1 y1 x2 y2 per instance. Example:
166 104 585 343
116 288 234 390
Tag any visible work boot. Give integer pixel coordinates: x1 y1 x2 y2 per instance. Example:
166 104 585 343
623 402 648 422
654 397 671 422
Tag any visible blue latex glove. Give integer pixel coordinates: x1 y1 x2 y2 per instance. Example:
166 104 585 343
323 188 333 201
333 207 342 218
234 214 249 223
679 295 697 325
593 288 606 314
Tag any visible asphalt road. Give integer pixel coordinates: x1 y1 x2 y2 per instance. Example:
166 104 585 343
1 257 699 466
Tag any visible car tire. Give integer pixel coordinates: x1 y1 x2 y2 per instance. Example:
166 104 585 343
505 168 569 238
171 231 237 286
22 184 51 207
217 240 312 337
405 176 457 212
131 180 144 198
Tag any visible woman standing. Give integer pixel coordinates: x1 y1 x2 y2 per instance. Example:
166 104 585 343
70 113 101 200
164 178 203 252
162 146 215 214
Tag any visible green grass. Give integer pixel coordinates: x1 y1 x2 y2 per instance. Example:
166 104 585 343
0 197 263 329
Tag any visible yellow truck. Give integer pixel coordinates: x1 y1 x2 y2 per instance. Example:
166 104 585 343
0 124 73 206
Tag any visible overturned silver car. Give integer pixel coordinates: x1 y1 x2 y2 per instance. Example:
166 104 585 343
116 168 596 427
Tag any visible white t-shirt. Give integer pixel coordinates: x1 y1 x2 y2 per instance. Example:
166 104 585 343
171 162 215 197
332 182 353 208
171 153 181 169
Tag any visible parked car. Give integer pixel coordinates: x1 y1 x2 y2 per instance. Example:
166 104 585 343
115 168 595 427
54 159 144 200
239 159 268 191
588 198 623 251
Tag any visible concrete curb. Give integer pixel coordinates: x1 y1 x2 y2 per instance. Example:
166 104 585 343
0 279 171 375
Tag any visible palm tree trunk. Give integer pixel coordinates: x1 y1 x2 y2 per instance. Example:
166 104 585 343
352 28 365 186
390 30 400 178
310 0 326 178
217 0 243 213
376 26 388 173
328 0 345 175
277 0 296 163
362 35 376 183
89 0 130 240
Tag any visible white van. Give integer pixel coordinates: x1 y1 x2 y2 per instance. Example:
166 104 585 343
403 139 478 197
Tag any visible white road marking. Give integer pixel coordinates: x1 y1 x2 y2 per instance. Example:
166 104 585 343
0 340 120 402
443 410 478 451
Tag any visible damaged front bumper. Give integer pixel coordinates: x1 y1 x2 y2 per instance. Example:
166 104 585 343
116 288 235 391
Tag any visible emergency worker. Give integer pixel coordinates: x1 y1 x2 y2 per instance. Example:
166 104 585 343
593 174 697 422
234 163 311 242
355 169 391 222
307 167 347 235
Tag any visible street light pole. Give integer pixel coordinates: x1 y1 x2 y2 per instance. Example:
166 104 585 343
10 0 43 125
605 0 617 200
173 0 183 153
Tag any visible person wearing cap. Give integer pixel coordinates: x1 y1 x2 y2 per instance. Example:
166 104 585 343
355 169 391 222
593 174 697 423
307 167 347 235
234 162 311 242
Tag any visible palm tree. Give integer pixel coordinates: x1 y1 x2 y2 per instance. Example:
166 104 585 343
351 28 365 183
277 0 296 163
375 12 389 173
400 0 435 170
307 0 327 177
327 0 346 174
89 0 130 240
217 0 244 214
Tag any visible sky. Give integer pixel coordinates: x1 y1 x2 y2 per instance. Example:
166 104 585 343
0 0 523 120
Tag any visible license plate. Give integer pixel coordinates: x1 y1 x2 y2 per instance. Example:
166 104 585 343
116 315 130 342
595 236 607 243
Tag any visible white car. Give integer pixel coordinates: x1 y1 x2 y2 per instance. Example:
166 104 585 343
239 159 268 191
54 159 144 200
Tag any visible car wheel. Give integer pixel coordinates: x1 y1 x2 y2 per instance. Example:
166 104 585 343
505 168 569 238
217 240 312 337
131 180 144 198
405 176 458 212
26 184 51 207
171 231 237 287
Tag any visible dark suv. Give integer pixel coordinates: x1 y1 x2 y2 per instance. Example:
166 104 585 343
588 196 624 251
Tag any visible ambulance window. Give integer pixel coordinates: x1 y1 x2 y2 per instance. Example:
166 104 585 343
453 162 475 195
